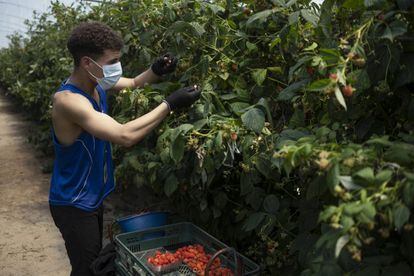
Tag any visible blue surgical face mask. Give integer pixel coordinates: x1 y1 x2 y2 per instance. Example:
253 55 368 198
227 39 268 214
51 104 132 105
87 58 123 91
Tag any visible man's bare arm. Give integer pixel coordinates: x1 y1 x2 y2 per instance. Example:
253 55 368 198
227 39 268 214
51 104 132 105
111 69 160 91
54 92 169 147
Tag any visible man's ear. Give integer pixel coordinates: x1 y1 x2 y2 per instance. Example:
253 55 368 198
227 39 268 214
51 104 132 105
79 56 92 69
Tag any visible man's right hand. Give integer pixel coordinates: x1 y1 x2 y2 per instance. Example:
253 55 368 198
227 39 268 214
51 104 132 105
164 85 201 111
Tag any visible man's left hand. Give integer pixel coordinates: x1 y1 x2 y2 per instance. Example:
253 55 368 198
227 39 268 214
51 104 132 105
151 53 178 76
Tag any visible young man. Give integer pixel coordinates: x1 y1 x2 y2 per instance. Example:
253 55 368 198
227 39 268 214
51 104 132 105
49 22 200 276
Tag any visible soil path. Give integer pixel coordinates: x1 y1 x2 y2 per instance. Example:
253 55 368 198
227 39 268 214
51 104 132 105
0 92 71 276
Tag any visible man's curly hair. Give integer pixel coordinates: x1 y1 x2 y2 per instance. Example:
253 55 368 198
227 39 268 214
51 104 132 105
67 21 124 67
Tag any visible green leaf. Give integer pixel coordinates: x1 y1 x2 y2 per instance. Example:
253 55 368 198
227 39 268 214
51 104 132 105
364 0 381 7
327 162 340 191
320 48 342 65
277 79 309 101
170 135 186 163
405 172 414 181
381 26 394 42
286 0 298 8
227 19 237 29
319 206 338 222
204 3 225 14
171 124 193 142
316 229 342 249
403 180 414 207
304 42 318 51
361 202 376 221
288 11 300 25
160 148 171 163
267 66 282 74
389 20 408 37
347 69 370 91
243 212 266 231
168 21 192 33
169 21 205 37
257 97 274 126
354 167 375 185
193 119 208 130
269 37 281 50
255 155 271 178
366 136 392 147
289 56 312 79
220 93 238 100
341 215 355 231
246 41 258 52
308 78 332 91
127 156 141 170
164 174 178 197
289 108 305 127
247 9 274 26
385 143 414 166
241 108 265 134
344 202 364 215
230 102 250 115
214 131 223 149
252 69 267 86
263 195 280 214
124 33 133 43
375 170 393 185
190 22 205 36
335 86 347 110
335 235 350 258
343 0 365 9
393 203 410 230
381 20 407 42
300 9 318 26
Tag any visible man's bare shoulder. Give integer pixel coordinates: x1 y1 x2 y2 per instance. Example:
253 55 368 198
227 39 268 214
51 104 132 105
52 90 92 114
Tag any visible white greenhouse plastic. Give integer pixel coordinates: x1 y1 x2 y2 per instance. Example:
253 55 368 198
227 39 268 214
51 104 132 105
0 0 78 48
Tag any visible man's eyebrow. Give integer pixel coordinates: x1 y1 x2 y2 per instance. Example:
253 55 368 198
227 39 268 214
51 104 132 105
108 58 119 64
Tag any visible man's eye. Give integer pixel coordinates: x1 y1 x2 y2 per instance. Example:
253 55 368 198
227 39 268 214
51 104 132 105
108 60 119 65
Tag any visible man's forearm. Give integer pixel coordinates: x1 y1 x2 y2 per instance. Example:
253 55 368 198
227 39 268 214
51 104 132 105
122 102 170 145
133 69 160 88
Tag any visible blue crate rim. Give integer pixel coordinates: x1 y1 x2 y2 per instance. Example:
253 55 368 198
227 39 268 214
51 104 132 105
114 222 260 274
116 211 169 223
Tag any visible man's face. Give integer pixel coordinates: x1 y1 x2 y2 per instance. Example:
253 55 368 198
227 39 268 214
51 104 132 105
81 49 121 80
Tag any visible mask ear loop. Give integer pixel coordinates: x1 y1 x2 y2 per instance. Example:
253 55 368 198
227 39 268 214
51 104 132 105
86 57 104 80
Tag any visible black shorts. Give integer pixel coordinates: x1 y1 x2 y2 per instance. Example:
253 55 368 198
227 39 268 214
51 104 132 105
50 204 104 276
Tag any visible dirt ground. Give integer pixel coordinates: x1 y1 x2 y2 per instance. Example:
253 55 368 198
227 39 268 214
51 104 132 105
0 92 72 275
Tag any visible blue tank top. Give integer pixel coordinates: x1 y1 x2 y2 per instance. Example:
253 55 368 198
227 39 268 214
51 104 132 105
49 82 115 212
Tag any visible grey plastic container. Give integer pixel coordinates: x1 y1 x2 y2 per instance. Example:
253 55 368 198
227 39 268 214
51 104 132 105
114 222 260 276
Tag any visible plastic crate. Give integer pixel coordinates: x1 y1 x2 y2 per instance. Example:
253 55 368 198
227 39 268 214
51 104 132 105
114 222 260 276
115 259 132 276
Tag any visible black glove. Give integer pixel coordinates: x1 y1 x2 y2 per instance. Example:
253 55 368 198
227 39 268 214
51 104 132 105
151 53 178 76
164 85 201 111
